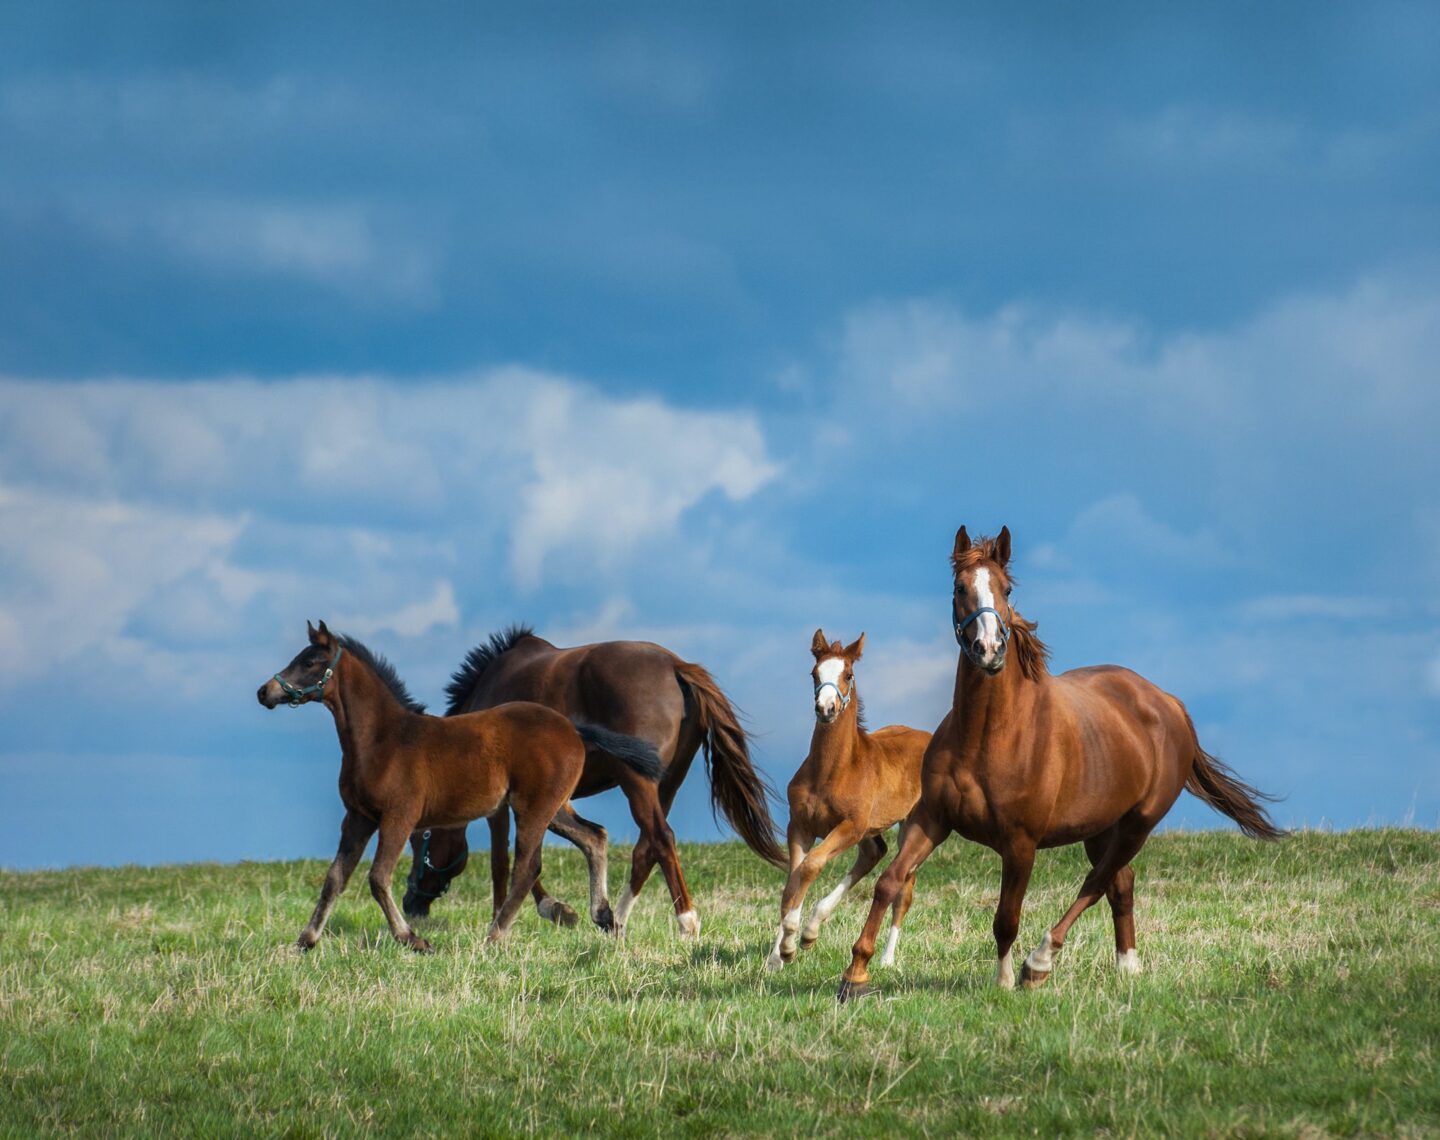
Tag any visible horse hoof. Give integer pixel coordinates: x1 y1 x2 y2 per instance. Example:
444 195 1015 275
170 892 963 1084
295 935 317 953
408 935 433 954
836 979 875 1004
594 904 615 933
554 905 580 929
799 933 818 951
1019 963 1050 989
779 947 797 963
765 953 784 973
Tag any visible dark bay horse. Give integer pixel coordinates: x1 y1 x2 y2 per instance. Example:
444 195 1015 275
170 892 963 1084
257 621 661 952
837 527 1283 1001
402 627 786 938
766 630 930 970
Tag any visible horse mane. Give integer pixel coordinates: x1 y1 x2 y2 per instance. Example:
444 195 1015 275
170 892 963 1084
338 635 427 714
444 624 536 717
951 534 1051 684
854 690 867 731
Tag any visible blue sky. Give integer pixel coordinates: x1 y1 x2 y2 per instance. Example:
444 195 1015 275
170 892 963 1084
2 3 1438 870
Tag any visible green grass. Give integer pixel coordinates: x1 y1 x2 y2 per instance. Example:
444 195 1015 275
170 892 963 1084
2 830 1438 1137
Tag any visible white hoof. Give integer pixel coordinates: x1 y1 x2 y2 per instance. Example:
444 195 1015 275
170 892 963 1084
1116 949 1142 974
677 909 701 939
765 951 784 972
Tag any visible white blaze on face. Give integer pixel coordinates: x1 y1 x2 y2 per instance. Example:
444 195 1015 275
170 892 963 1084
814 656 846 719
969 568 1004 661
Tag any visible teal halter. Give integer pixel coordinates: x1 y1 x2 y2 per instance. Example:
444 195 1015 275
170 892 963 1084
406 829 468 899
953 592 1011 667
274 644 343 707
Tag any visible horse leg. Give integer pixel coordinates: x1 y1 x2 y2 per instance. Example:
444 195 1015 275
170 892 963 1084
543 802 611 931
297 809 377 951
1021 822 1152 988
1084 832 1140 974
613 776 696 939
992 840 1037 989
369 814 434 952
873 816 926 969
878 863 919 969
838 807 950 1001
488 809 550 942
766 822 862 970
801 833 887 951
487 810 510 919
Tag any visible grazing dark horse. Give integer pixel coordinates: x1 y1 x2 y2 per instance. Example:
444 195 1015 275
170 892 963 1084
402 627 786 938
837 527 1284 1001
766 630 930 970
257 621 661 952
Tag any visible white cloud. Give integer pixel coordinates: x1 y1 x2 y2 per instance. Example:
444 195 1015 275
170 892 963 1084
837 272 1440 443
0 371 780 689
508 381 780 588
337 580 460 639
0 483 245 680
154 199 436 303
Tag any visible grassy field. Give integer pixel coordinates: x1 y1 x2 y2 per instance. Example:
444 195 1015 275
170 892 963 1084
2 829 1437 1138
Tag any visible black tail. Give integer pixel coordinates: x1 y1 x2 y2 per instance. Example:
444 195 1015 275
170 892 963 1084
573 722 663 783
674 661 788 869
1184 714 1286 841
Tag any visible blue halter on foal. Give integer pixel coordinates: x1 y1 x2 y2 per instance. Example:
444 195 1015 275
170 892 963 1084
814 675 854 715
273 643 343 707
952 592 1011 667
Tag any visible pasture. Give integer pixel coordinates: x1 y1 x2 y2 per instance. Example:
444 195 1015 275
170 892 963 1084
2 829 1437 1137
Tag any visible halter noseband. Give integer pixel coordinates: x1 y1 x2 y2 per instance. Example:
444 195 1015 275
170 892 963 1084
814 677 854 715
273 643 343 707
406 829 468 899
952 592 1011 667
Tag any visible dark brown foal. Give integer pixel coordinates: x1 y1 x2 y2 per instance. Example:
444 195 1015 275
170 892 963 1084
258 621 660 952
766 630 930 970
837 527 1283 1001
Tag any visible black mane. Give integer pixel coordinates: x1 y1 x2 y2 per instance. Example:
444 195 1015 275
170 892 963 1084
338 634 427 714
444 624 536 717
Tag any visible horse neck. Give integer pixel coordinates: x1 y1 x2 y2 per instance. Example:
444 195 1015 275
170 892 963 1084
949 656 1031 754
807 694 863 773
324 656 411 779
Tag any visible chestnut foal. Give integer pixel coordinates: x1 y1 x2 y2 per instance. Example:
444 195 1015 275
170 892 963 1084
837 527 1283 1001
766 630 930 971
257 621 660 953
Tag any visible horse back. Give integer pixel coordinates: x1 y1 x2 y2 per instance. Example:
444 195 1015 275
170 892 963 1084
410 700 586 827
1042 665 1196 828
460 638 689 782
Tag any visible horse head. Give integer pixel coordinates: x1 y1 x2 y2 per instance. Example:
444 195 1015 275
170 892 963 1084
951 525 1015 675
810 628 865 724
257 620 343 708
402 827 471 917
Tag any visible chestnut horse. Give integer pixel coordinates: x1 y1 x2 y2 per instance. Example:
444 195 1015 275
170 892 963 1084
766 630 930 971
837 527 1283 1001
402 627 786 938
257 621 661 952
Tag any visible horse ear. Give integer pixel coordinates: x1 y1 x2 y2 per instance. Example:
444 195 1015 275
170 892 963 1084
846 632 866 661
811 628 828 658
954 526 971 559
307 620 321 644
312 620 334 647
994 525 1012 567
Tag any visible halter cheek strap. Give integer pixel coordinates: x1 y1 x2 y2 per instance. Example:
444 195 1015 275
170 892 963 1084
274 644 343 708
